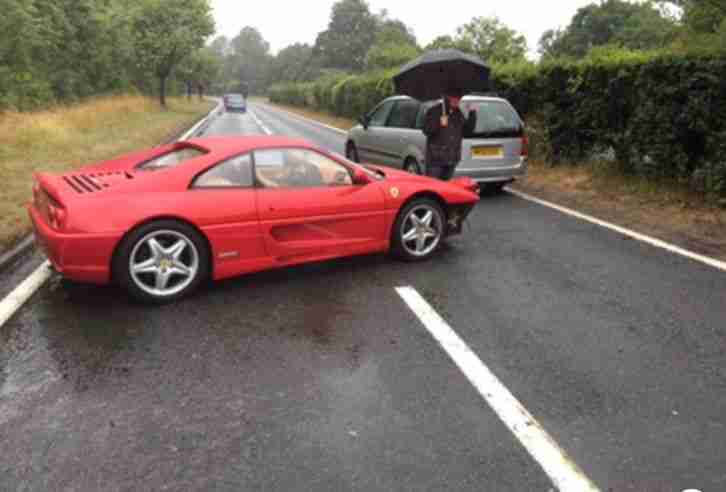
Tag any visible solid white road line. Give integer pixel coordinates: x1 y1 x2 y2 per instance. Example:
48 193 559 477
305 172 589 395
396 286 600 492
506 187 726 273
0 103 221 329
0 262 52 327
249 107 273 135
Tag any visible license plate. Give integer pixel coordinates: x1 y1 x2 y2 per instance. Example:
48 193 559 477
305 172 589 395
472 146 503 159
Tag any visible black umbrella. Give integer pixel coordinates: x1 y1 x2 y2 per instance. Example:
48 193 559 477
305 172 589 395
393 49 490 102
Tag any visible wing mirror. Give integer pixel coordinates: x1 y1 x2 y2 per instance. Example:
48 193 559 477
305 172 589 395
351 166 372 185
358 115 370 130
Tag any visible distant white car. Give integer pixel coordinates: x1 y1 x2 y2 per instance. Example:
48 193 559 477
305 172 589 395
346 95 528 191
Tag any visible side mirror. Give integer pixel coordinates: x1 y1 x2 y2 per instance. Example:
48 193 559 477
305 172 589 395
351 166 372 185
358 115 370 129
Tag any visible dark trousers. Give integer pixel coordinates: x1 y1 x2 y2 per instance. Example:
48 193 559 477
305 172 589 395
426 163 456 180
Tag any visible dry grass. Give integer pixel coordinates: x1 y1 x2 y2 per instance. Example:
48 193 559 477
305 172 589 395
0 95 213 250
516 160 726 260
258 99 356 132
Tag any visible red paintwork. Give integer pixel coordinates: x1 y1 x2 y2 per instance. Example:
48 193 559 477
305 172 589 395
28 136 479 285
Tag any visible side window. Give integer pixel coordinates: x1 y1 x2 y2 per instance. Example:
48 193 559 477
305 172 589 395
255 149 353 189
193 153 252 188
368 100 395 127
388 100 421 129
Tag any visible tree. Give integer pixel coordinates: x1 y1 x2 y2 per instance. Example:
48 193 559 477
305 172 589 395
227 26 272 94
658 0 726 51
365 43 420 69
313 0 378 71
539 0 679 59
177 48 221 100
456 16 528 64
424 35 474 53
269 43 320 83
131 0 214 107
374 11 418 47
363 11 420 69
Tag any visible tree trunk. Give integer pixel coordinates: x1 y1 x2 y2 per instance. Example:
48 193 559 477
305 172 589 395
197 83 203 101
159 76 167 108
186 82 192 100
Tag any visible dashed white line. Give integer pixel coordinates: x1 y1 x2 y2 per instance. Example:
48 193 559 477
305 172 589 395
506 188 726 273
396 286 600 492
249 107 273 135
257 102 348 135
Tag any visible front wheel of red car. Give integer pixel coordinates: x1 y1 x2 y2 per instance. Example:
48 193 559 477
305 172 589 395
114 220 210 304
391 198 446 262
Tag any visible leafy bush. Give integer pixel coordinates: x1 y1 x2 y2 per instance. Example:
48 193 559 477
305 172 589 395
269 51 726 196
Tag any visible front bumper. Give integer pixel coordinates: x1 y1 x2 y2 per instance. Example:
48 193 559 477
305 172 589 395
28 206 120 284
446 204 476 236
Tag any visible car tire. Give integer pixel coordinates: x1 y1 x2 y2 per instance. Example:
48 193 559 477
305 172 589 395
346 142 360 163
113 220 210 304
391 198 446 262
403 157 423 175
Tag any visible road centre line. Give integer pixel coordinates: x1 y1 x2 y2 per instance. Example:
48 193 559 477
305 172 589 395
0 103 221 329
249 107 273 135
396 286 600 492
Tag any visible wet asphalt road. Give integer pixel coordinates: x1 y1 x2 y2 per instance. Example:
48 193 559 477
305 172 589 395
1 104 726 492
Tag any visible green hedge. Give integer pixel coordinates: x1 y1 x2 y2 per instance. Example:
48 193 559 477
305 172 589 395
269 52 726 196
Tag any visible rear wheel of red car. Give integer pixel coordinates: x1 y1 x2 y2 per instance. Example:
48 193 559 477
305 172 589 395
391 198 446 262
114 220 209 304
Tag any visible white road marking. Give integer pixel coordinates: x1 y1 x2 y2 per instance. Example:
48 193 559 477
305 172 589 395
249 107 272 135
256 102 348 135
0 102 221 329
0 263 52 327
506 188 726 273
396 286 600 492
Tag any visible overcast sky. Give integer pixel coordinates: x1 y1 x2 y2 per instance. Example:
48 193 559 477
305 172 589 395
210 0 595 57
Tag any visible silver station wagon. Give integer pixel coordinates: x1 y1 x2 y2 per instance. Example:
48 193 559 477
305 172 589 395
345 95 528 190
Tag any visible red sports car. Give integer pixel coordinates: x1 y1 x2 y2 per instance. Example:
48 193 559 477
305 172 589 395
29 136 479 303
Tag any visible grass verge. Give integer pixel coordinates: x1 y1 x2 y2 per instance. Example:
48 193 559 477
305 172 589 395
0 95 214 251
514 160 726 261
265 99 726 261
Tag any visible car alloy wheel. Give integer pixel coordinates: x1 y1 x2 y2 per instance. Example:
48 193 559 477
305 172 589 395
400 203 443 258
128 230 200 298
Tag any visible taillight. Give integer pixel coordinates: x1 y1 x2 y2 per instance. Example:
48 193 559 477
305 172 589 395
41 189 66 230
520 133 529 158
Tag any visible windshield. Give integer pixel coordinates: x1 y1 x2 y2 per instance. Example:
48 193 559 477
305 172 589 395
227 95 244 103
463 100 523 138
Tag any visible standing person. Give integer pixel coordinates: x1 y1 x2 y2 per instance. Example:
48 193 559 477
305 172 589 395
422 89 477 180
